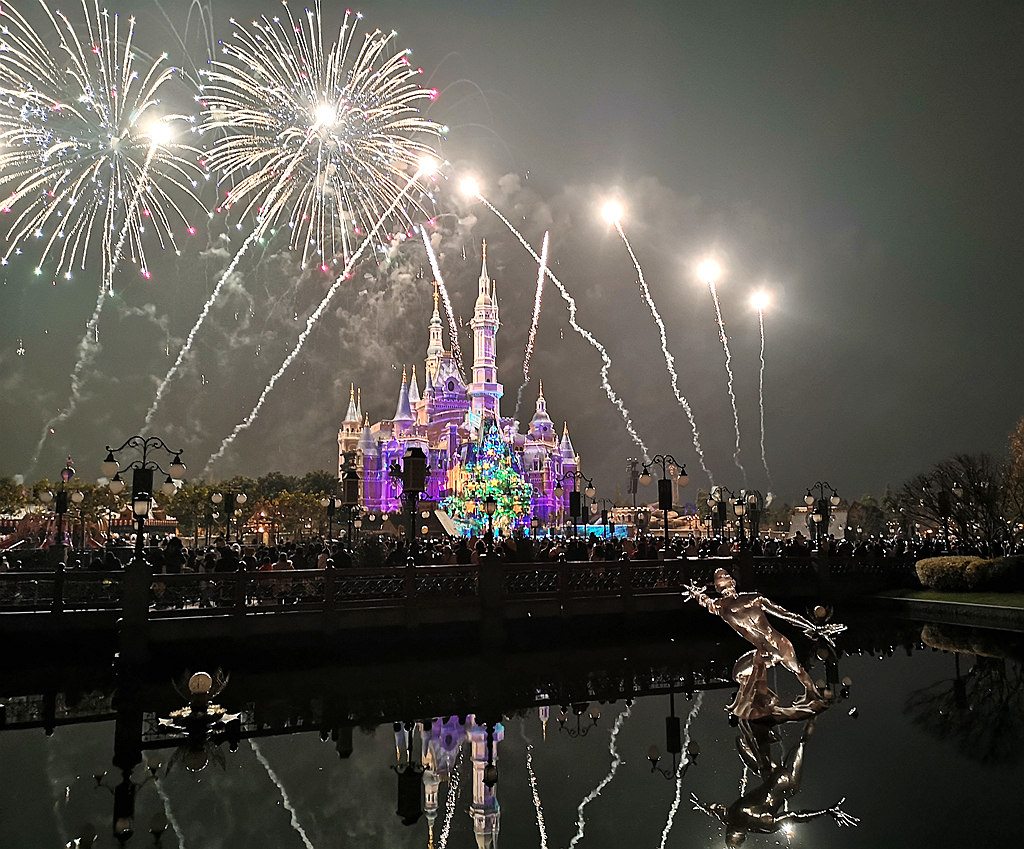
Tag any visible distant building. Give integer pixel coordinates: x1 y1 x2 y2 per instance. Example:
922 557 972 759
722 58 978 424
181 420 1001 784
339 243 583 535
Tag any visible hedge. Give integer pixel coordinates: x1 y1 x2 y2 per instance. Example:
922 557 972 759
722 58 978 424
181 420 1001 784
916 555 1024 592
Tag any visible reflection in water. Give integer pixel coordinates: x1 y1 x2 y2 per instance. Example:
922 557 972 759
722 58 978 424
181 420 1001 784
658 692 704 849
691 717 859 846
569 703 631 848
250 739 315 849
907 623 1024 765
525 744 548 848
6 613 1024 848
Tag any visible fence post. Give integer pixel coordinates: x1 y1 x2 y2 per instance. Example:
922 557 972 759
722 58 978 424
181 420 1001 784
118 556 152 666
51 561 66 614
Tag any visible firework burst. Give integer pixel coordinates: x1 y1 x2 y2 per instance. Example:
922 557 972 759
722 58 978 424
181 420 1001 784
0 0 204 282
198 1 444 271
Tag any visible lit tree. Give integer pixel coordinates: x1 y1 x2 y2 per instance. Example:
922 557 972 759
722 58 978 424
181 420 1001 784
442 419 533 535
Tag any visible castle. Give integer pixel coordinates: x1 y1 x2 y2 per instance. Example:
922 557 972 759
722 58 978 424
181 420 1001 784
338 243 582 535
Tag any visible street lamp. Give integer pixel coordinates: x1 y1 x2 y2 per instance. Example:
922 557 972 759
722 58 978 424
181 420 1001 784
554 470 596 537
102 437 184 558
708 485 736 538
592 498 615 538
804 481 840 549
744 490 765 542
320 495 343 539
483 495 498 553
556 703 601 738
640 454 688 548
391 447 428 555
39 458 84 560
211 491 247 543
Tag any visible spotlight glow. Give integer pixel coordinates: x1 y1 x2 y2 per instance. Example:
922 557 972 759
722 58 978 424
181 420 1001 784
751 290 770 312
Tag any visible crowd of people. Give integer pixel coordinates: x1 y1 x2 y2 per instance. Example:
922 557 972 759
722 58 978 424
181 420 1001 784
2 527 1021 574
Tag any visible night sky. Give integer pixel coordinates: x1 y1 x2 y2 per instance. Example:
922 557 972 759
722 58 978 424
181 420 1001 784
2 0 1022 505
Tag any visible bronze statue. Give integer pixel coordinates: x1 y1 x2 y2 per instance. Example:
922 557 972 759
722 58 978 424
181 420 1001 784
691 718 858 846
686 568 846 720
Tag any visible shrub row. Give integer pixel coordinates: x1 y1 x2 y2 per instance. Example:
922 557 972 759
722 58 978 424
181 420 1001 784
915 555 1024 592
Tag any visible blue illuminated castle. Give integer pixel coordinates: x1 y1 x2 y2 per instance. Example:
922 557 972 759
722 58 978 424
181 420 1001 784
338 243 582 534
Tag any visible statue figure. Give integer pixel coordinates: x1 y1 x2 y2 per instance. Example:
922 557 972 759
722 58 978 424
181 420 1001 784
686 568 846 720
691 718 859 846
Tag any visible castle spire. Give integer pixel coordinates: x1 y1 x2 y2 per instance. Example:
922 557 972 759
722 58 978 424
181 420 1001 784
394 366 413 426
409 365 421 404
343 383 359 424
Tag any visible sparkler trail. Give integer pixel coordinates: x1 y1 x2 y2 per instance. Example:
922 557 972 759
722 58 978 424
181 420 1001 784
471 191 649 457
142 229 262 430
0 0 204 468
526 744 548 849
419 225 464 367
514 230 548 421
754 296 773 486
704 270 746 481
250 740 316 849
568 702 632 849
198 1 443 271
204 166 435 473
657 692 704 849
614 220 713 482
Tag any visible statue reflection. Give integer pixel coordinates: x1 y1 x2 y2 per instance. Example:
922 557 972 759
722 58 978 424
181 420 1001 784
686 568 847 720
691 718 859 846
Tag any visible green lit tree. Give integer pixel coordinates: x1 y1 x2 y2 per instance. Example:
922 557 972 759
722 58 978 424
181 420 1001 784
442 418 533 535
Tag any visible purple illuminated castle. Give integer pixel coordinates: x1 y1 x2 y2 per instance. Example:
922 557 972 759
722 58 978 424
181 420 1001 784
338 243 583 534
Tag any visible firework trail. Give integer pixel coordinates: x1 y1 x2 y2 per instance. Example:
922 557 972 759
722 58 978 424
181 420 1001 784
707 278 746 481
614 221 713 483
0 0 203 468
755 299 773 486
197 2 442 270
568 702 632 849
204 166 435 473
471 191 649 458
514 230 548 422
437 746 465 849
142 228 262 430
250 740 316 849
419 225 464 367
657 692 704 849
526 743 548 849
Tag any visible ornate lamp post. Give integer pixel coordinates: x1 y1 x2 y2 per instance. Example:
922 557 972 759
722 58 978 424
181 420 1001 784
102 437 184 558
805 481 840 549
38 458 84 560
211 491 247 543
391 446 428 554
320 495 342 539
483 494 498 553
592 498 615 538
640 455 688 547
554 470 595 537
708 485 736 538
556 703 601 737
733 495 747 543
744 490 765 541
648 686 700 780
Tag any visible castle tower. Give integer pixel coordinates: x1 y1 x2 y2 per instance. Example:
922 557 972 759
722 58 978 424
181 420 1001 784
394 366 414 430
468 241 503 426
426 282 445 383
338 384 362 473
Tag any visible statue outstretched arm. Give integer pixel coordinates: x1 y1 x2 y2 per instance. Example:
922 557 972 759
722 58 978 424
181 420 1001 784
761 598 846 647
779 797 859 828
684 583 718 613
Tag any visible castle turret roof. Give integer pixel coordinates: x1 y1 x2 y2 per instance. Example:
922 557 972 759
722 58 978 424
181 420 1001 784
393 367 414 426
343 384 359 424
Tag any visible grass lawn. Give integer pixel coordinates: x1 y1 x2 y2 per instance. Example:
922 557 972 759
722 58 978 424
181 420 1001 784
878 588 1024 609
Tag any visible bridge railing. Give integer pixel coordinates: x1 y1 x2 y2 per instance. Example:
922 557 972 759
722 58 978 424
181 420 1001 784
0 553 921 621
